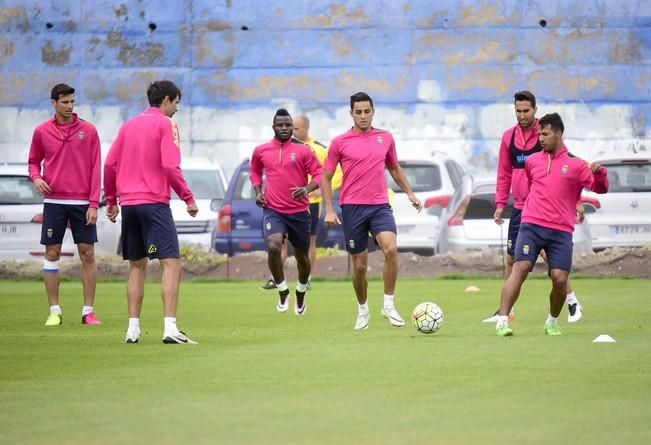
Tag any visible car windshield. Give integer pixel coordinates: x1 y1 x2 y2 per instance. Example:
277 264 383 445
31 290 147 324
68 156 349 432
465 192 513 220
387 164 442 193
0 175 42 204
184 170 226 199
602 162 651 193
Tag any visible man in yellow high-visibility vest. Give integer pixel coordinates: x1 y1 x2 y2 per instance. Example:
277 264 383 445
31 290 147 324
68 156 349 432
293 115 342 288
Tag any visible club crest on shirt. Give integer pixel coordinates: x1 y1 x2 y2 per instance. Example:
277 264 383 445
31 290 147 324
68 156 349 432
349 239 355 249
523 244 530 255
78 131 85 141
377 136 383 145
290 152 296 162
562 164 569 175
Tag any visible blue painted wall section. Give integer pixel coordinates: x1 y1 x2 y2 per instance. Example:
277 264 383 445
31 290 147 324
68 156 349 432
0 0 649 172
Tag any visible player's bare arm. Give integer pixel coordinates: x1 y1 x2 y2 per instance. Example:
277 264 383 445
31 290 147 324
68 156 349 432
86 207 98 226
187 202 198 217
386 164 422 212
291 181 318 200
494 207 505 225
254 185 267 207
321 169 340 226
106 204 119 223
33 177 52 196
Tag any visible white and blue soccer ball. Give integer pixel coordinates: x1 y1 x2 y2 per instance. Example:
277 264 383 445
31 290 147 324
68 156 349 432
412 302 444 334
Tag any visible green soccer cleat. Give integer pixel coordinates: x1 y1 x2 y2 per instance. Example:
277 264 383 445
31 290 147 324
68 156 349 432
496 324 513 337
45 312 62 326
544 322 562 336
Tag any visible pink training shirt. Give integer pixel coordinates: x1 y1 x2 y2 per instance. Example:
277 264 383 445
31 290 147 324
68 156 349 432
495 121 541 210
324 128 398 205
250 137 323 214
104 107 194 207
28 113 101 208
522 148 608 233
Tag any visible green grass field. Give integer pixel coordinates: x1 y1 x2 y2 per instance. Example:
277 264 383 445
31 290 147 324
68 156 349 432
1 277 650 445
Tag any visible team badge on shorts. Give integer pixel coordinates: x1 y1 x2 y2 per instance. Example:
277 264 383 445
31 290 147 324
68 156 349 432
47 228 53 238
348 239 355 249
78 131 85 140
266 221 271 230
507 239 512 249
148 244 157 254
523 244 530 255
377 136 383 145
562 164 569 175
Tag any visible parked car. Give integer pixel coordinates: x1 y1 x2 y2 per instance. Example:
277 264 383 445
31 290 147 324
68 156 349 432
0 163 76 260
582 152 651 250
437 175 594 254
95 157 227 255
386 154 466 256
213 159 344 256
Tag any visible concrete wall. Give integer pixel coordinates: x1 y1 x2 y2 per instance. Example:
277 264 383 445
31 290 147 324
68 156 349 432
1 0 649 177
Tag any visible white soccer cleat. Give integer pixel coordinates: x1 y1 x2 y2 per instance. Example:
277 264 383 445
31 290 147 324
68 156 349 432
381 306 405 327
276 291 290 313
567 303 583 323
123 331 140 344
354 312 370 330
162 330 198 345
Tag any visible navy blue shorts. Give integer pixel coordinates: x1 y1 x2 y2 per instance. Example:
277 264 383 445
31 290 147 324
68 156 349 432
121 204 179 261
514 223 573 272
262 208 310 252
506 207 522 256
341 204 396 254
309 202 320 237
41 203 97 245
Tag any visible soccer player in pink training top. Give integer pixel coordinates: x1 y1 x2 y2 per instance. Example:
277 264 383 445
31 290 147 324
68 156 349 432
28 83 102 327
104 80 199 344
495 113 609 337
250 109 323 315
488 91 585 323
322 92 422 330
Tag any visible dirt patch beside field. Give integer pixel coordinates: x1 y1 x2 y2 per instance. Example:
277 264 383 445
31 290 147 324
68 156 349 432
1 247 649 281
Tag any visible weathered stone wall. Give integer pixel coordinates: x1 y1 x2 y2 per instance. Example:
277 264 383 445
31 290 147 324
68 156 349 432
1 0 649 176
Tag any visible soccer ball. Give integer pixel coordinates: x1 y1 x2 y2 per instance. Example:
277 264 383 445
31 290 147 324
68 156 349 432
412 302 444 334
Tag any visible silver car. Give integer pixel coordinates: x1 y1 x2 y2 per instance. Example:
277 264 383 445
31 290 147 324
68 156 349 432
0 163 75 260
582 153 651 250
386 154 466 256
437 175 594 254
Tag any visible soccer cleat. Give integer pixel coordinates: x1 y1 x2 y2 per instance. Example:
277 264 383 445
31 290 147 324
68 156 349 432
124 331 140 343
567 303 583 323
260 279 277 290
294 290 307 316
496 323 514 337
381 306 405 327
544 322 562 336
81 312 102 325
483 309 515 323
45 312 62 326
354 312 370 330
162 330 198 344
276 289 290 313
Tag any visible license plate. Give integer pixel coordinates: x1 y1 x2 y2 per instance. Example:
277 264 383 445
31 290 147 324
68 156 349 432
0 224 19 236
612 224 651 235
